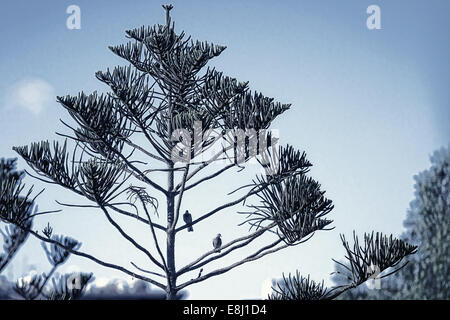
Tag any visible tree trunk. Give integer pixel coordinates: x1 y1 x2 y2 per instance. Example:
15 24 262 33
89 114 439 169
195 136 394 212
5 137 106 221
166 67 177 300
166 162 177 300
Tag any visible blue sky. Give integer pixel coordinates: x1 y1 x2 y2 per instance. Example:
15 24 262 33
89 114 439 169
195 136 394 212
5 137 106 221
0 0 449 299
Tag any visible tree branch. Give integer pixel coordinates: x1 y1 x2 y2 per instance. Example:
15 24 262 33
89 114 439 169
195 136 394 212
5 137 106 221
175 182 268 233
181 163 235 193
130 261 166 278
59 114 167 196
176 144 234 190
141 199 168 272
98 204 165 270
177 238 287 290
177 222 277 276
55 200 166 231
123 138 166 162
107 144 168 195
17 225 166 290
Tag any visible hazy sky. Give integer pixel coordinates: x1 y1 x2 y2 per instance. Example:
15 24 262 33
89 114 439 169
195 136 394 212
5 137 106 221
0 0 449 299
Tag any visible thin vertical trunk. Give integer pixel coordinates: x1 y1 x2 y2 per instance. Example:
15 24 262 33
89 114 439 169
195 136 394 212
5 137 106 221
166 162 177 300
165 36 177 296
164 5 177 299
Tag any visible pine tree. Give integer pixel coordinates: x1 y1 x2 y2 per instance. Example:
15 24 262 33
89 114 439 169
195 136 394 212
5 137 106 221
401 146 449 299
10 5 416 300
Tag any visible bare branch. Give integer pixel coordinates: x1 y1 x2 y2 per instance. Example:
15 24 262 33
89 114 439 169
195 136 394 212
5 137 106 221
177 238 287 290
130 261 166 278
175 182 267 233
181 163 235 193
141 197 168 272
18 225 166 290
55 200 165 231
177 222 277 276
123 138 166 162
176 144 234 189
98 204 165 270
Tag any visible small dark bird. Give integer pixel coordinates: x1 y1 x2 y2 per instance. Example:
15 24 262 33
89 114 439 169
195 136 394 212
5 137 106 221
212 234 222 253
183 210 193 232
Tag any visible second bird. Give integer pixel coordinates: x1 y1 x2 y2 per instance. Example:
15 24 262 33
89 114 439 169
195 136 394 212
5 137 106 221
183 210 193 232
213 234 222 253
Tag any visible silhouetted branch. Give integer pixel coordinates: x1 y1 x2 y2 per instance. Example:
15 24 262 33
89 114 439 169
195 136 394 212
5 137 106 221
269 232 417 300
22 225 165 290
177 238 287 290
98 204 165 270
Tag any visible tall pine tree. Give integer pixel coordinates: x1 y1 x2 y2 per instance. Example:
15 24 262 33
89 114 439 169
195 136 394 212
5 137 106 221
10 5 416 299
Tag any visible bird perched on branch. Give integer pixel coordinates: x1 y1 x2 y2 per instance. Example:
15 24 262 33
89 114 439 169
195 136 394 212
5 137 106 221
213 234 222 253
183 210 193 232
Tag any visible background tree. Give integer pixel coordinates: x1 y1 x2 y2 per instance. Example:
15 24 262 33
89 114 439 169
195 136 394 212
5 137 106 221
11 5 415 300
331 146 449 300
0 158 32 274
0 158 92 299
